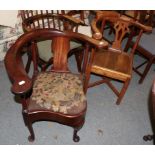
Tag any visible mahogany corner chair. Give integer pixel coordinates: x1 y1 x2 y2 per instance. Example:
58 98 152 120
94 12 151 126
84 11 152 105
20 10 88 72
5 29 108 142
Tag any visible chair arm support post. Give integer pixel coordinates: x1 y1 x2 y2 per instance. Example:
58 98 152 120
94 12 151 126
130 29 143 56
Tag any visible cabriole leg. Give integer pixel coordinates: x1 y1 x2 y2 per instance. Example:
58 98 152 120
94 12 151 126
23 110 35 142
73 119 85 142
73 128 80 142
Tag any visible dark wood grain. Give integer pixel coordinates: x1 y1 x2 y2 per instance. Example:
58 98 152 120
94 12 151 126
5 29 108 142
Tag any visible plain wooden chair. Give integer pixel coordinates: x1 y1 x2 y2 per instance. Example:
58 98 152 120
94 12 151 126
84 11 152 105
5 29 108 142
123 10 155 84
20 10 86 72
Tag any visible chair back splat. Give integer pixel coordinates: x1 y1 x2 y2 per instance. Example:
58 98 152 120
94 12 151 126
52 37 70 71
20 10 86 72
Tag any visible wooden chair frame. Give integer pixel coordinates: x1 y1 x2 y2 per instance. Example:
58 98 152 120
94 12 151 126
125 40 155 84
5 29 108 142
20 10 86 72
84 11 152 104
123 10 155 84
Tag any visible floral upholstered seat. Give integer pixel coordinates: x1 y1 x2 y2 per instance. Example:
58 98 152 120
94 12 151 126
29 72 86 115
5 28 106 142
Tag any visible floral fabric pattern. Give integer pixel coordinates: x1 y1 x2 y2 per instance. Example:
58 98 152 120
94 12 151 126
0 10 90 61
29 72 86 115
0 11 23 61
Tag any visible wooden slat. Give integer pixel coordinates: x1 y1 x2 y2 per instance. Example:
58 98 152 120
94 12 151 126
52 37 70 71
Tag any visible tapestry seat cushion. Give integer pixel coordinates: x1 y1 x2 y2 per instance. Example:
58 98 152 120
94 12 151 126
28 72 87 115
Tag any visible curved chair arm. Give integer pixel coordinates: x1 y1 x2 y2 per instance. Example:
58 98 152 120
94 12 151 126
91 11 120 40
62 15 86 26
133 21 152 32
66 10 86 24
91 12 153 40
5 44 32 95
5 29 108 95
67 30 108 48
96 11 153 33
91 18 102 40
22 13 86 32
120 15 152 32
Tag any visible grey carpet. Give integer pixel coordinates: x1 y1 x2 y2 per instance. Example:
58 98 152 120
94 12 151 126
0 52 154 145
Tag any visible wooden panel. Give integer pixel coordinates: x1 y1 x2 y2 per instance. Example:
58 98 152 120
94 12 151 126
91 49 132 81
52 37 70 71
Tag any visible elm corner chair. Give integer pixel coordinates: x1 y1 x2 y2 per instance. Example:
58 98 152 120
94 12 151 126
4 29 108 142
123 10 155 84
20 10 89 72
84 11 152 105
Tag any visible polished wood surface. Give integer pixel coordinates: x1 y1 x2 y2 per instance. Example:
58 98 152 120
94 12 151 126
20 10 86 72
5 29 108 142
84 11 150 104
91 50 132 81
